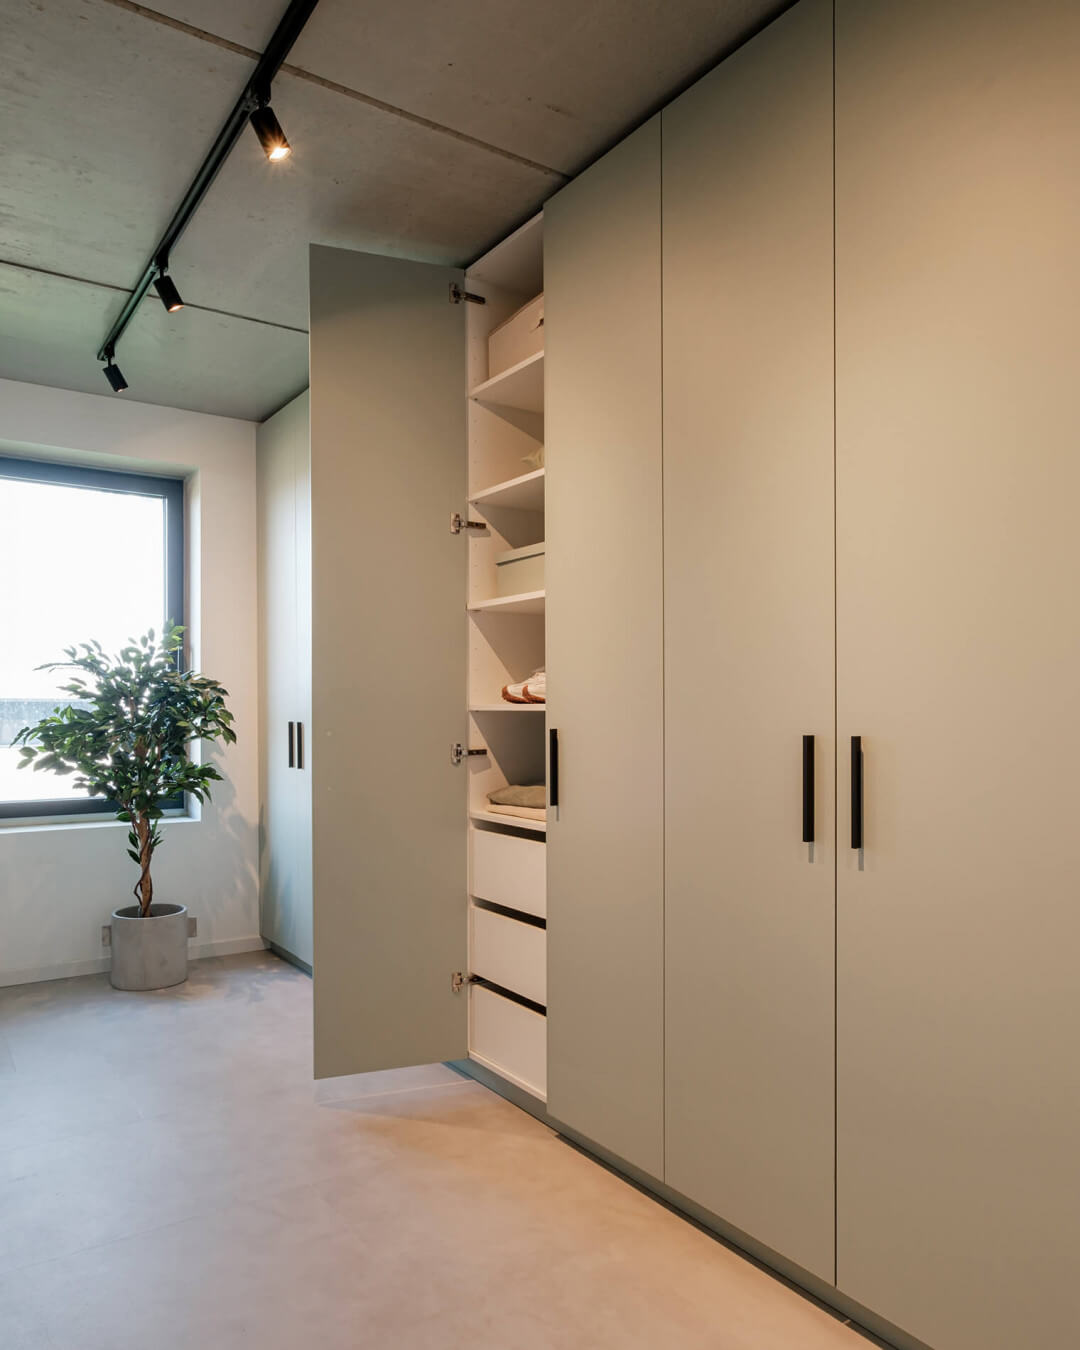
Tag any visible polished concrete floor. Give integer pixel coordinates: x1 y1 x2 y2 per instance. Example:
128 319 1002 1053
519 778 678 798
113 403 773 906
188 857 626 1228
0 951 875 1349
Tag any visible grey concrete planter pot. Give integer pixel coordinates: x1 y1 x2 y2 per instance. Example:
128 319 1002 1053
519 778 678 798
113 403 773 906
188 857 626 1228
109 903 189 991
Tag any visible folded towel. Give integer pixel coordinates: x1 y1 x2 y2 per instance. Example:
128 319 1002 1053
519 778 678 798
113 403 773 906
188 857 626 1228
487 803 547 822
488 784 546 810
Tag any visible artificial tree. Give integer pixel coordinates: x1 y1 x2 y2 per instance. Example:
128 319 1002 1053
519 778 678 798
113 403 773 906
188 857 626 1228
13 626 235 915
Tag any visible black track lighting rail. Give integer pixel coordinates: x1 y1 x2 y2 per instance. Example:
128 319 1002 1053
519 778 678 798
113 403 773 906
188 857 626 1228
96 0 320 374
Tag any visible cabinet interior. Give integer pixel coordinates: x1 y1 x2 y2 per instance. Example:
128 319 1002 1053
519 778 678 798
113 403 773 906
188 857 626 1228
463 212 549 1098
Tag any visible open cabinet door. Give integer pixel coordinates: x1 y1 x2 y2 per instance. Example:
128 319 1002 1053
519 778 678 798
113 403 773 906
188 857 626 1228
309 245 467 1078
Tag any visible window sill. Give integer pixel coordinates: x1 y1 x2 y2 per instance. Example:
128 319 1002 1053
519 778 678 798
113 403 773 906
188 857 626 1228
0 809 195 836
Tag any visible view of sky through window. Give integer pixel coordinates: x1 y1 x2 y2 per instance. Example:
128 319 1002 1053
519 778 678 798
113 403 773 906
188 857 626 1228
0 477 167 805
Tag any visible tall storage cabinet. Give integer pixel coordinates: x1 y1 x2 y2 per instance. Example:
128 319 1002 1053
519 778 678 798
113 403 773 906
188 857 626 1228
662 0 836 1282
834 2 1080 1346
297 4 1080 1346
308 228 552 1094
544 118 665 1180
256 390 313 970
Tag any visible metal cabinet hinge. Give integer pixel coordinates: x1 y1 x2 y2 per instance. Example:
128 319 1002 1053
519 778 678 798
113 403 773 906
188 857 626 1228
450 511 486 535
451 971 477 994
451 742 487 766
449 283 486 306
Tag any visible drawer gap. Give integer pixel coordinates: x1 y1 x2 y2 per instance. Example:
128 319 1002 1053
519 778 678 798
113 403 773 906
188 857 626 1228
471 896 546 929
471 976 546 1017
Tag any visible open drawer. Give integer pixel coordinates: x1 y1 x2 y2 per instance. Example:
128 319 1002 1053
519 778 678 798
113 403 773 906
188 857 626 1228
469 982 547 1101
469 825 546 919
470 903 546 1005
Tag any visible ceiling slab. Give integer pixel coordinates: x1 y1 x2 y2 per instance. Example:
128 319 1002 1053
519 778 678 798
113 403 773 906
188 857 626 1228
174 74 554 331
2 0 554 412
0 0 256 287
0 265 308 420
154 0 791 173
3 0 790 419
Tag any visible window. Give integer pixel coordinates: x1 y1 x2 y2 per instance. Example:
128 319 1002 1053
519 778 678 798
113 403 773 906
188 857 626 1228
0 456 184 819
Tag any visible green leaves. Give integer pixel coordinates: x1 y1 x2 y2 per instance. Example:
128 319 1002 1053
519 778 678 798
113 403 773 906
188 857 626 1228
11 625 237 897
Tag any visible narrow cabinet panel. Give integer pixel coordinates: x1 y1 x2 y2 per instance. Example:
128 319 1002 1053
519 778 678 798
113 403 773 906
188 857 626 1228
836 3 1080 1346
309 247 467 1078
663 0 836 1281
292 392 313 964
545 119 665 1178
256 391 308 966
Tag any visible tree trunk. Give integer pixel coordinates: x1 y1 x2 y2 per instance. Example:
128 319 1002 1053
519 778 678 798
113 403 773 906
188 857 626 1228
133 812 154 916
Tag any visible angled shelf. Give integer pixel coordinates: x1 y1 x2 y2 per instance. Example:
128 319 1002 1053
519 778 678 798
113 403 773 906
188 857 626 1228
470 810 547 835
469 351 544 414
468 589 545 616
469 468 545 513
466 212 543 294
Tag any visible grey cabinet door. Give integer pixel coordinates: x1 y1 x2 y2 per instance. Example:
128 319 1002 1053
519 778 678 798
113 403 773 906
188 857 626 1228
256 392 306 965
662 0 836 1281
292 394 313 968
835 3 1080 1346
545 118 665 1179
309 247 467 1078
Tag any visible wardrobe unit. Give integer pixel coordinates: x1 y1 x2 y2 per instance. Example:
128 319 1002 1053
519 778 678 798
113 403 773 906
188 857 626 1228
662 0 836 1283
309 224 551 1093
545 117 665 1180
293 1 1078 1346
834 3 1080 1348
256 389 312 971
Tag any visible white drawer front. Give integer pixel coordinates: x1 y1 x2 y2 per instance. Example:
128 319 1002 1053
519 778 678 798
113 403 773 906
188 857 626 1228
470 904 546 1006
470 983 547 1101
470 827 546 918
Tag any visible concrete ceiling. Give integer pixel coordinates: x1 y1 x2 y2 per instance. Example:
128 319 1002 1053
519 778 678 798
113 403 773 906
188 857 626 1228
1 0 788 421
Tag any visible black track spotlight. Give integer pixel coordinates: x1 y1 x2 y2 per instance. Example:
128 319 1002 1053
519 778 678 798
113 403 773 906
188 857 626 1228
103 358 128 393
94 2 319 377
153 270 184 313
250 104 291 161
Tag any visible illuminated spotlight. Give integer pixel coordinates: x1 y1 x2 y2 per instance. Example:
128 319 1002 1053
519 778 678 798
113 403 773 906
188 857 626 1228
251 105 291 161
153 271 184 313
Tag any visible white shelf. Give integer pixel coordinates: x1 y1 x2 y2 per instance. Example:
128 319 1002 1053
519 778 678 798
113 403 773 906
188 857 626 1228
470 810 547 835
470 703 545 714
469 468 545 513
468 589 545 616
470 351 544 414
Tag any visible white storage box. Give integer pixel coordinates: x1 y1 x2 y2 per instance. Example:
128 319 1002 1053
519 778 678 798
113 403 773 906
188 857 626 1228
470 983 547 1099
488 293 544 378
495 541 545 596
470 826 546 918
470 904 546 1005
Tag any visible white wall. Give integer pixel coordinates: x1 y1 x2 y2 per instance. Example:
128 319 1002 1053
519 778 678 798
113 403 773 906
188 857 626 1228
0 377 263 985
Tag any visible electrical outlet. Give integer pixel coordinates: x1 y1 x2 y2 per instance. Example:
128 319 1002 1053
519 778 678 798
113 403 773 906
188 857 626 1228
101 925 111 947
188 916 197 938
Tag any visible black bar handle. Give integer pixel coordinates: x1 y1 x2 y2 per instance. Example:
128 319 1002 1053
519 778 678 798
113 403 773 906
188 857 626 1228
851 735 863 850
549 728 559 809
288 720 295 769
296 721 304 770
802 735 815 843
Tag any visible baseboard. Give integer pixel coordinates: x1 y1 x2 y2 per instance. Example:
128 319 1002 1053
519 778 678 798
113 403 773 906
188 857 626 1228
0 935 268 989
0 955 113 987
447 1057 551 1126
452 1069 926 1350
266 941 312 976
191 935 268 961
